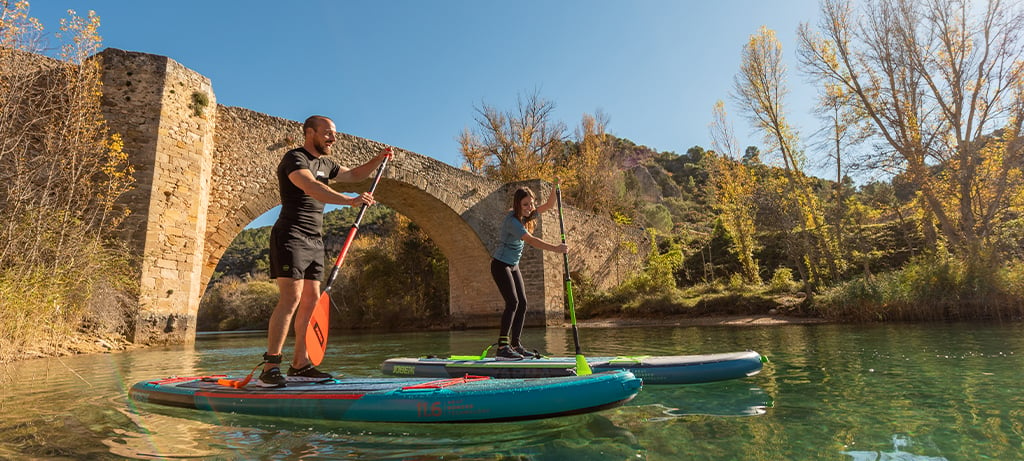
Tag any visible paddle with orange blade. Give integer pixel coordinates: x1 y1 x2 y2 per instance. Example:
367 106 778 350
305 148 391 366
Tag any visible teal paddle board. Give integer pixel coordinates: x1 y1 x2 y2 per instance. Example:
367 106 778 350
129 371 641 423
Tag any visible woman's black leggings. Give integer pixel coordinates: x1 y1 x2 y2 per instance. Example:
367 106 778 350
491 258 527 345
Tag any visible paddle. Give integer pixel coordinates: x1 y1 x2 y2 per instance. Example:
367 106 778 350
305 148 392 366
555 182 592 375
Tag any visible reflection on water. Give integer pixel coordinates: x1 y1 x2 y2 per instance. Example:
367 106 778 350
106 408 229 459
841 434 949 461
1 322 1023 459
113 404 644 459
633 381 774 420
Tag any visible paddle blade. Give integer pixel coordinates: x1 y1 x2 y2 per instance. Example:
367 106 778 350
576 354 593 376
305 293 331 366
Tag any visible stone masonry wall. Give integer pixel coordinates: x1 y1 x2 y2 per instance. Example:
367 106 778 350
97 48 215 345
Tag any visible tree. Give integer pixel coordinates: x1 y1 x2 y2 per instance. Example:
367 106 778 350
0 4 133 269
458 89 567 183
798 0 1024 263
812 83 871 186
458 92 632 218
0 2 136 360
809 81 874 271
733 26 843 289
707 100 761 283
561 110 622 215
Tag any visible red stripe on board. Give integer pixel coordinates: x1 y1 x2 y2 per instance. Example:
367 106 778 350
194 391 364 400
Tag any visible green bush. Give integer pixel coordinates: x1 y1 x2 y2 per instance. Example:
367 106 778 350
768 268 796 293
616 229 683 297
727 273 747 292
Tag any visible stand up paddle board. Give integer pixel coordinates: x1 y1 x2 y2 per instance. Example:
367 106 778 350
129 371 641 423
381 350 766 385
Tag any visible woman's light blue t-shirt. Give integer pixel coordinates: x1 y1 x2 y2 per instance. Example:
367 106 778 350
492 211 528 265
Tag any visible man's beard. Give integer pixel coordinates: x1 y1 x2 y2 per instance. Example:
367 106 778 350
314 141 332 156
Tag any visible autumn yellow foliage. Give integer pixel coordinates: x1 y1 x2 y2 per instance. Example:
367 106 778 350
0 2 136 363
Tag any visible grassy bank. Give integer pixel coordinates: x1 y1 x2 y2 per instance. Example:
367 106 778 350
0 254 137 363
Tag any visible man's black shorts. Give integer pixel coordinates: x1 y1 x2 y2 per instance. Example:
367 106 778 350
269 224 325 280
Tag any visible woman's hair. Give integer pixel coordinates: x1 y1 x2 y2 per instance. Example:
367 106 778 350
512 188 539 233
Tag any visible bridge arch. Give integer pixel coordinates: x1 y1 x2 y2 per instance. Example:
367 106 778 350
94 48 646 345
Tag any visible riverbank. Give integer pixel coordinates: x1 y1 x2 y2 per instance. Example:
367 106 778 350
577 314 829 328
8 331 139 363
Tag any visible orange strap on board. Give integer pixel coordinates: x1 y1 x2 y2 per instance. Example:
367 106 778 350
401 375 491 390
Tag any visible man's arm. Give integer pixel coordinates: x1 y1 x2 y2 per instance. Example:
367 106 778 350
334 147 392 183
288 169 367 207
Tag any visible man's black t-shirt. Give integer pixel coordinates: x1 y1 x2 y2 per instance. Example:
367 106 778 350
275 147 340 236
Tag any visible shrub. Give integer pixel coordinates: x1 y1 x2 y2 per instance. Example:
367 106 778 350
330 216 450 330
727 273 747 292
815 254 1024 322
616 229 683 296
768 268 796 293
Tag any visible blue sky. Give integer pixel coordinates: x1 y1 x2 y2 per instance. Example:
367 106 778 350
28 1 827 228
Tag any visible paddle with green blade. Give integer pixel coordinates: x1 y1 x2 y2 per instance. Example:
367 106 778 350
555 182 592 375
305 148 391 366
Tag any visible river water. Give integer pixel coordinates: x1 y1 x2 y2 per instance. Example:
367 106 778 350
1 321 1022 460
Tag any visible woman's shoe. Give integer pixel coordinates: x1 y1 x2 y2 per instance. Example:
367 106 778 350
513 345 541 358
496 345 524 360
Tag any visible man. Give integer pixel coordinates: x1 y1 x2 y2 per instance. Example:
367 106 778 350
259 115 391 388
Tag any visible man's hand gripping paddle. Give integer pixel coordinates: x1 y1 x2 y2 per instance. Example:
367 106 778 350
305 148 392 366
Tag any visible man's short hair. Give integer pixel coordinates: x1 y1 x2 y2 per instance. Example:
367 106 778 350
303 115 332 134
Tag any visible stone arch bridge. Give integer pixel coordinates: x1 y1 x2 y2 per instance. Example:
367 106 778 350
92 49 646 345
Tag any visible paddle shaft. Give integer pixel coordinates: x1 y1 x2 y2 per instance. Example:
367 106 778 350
555 185 587 360
305 150 391 367
321 154 390 294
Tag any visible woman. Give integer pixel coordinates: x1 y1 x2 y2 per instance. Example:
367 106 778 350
491 182 568 359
